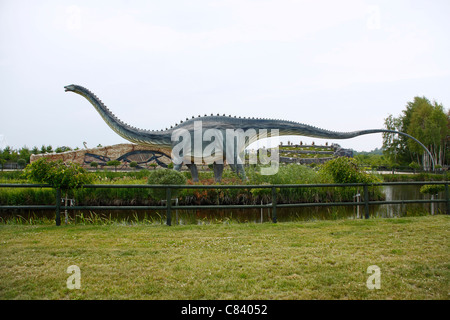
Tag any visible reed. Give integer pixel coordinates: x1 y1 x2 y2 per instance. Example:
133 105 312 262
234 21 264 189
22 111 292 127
0 187 55 205
0 212 54 225
0 164 385 208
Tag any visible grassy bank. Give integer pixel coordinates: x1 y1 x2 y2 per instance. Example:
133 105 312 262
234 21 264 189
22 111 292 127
0 215 448 300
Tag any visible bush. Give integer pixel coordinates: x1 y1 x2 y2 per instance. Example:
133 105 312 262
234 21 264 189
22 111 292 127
319 157 380 184
23 158 93 191
129 161 138 168
90 162 98 168
147 168 187 201
420 184 445 195
17 159 27 169
409 161 421 172
106 160 121 172
246 163 321 185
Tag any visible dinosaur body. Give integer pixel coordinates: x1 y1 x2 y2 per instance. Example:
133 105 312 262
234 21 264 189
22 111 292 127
64 84 434 181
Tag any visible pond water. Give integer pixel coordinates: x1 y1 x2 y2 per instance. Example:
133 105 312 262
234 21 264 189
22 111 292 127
169 185 445 224
4 184 445 224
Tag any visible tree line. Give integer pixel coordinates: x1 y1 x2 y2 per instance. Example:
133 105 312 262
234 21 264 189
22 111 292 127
0 145 75 169
383 96 449 170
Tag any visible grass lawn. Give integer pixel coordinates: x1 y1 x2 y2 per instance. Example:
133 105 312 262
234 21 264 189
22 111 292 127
0 215 448 300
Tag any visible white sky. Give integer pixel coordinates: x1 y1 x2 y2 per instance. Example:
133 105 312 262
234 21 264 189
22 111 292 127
1 0 449 152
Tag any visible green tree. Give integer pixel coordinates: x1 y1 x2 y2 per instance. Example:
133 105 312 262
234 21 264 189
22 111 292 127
129 161 138 169
106 160 121 172
383 96 449 169
55 146 72 153
17 158 26 169
24 158 94 225
447 110 450 164
407 99 448 167
2 146 12 161
354 148 387 169
383 114 410 165
409 161 421 173
19 147 31 164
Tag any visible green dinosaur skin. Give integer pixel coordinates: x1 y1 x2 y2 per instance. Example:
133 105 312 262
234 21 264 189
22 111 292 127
64 84 434 181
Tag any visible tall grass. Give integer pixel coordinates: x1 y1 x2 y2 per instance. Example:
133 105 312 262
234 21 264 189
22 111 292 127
0 164 385 208
179 164 384 205
0 187 55 205
0 171 26 182
0 212 54 225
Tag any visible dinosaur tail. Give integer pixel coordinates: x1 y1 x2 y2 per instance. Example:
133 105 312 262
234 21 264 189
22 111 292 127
64 84 172 147
237 119 434 169
347 129 435 170
277 123 435 170
249 119 389 140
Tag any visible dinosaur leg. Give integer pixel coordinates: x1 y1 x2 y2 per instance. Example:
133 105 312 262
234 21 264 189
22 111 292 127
173 163 182 171
186 163 199 182
232 154 247 180
228 163 245 180
235 163 247 180
213 163 224 182
228 164 237 175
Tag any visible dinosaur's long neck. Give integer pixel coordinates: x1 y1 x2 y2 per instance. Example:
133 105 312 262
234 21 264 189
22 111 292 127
67 85 172 147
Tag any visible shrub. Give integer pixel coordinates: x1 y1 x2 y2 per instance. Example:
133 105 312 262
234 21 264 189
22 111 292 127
23 158 94 191
129 161 138 168
23 158 95 225
420 184 445 195
319 157 380 184
106 160 121 172
90 162 98 168
409 161 421 172
147 168 187 201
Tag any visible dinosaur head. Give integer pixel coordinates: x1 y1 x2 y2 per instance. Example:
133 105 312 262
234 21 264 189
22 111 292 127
64 84 77 92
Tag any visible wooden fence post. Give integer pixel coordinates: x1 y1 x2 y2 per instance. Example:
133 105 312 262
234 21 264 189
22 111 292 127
166 187 172 226
55 188 61 226
364 184 370 219
272 186 277 223
446 183 449 216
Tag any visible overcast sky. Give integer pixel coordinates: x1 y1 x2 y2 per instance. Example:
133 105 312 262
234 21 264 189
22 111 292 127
1 0 449 152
